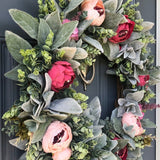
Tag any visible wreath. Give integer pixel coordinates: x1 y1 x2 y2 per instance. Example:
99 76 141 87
2 0 160 160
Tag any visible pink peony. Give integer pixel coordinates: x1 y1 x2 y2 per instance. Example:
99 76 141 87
122 112 145 136
48 61 75 92
137 75 150 87
42 121 72 154
81 0 105 26
52 147 72 160
62 19 79 41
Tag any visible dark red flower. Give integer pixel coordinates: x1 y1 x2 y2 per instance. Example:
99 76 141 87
109 15 135 43
114 137 128 160
137 75 150 86
48 61 75 92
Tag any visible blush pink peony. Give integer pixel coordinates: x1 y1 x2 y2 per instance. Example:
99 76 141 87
42 121 72 154
52 147 72 160
122 112 145 136
62 19 79 41
81 0 105 26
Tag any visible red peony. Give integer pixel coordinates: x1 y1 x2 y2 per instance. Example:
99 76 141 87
109 15 135 43
114 137 128 160
137 75 150 86
48 61 75 92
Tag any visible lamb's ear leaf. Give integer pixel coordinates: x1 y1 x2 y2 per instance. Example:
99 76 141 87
141 119 157 128
5 31 32 63
104 0 118 13
38 19 51 46
9 138 28 150
9 9 39 39
19 153 26 160
142 21 154 32
46 11 62 34
4 64 26 81
52 21 78 49
63 0 84 15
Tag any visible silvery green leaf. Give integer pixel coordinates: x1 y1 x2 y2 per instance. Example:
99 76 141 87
112 118 123 134
5 31 32 63
104 0 118 13
127 148 142 159
31 115 46 123
126 91 145 102
74 48 88 60
123 123 135 138
120 64 129 74
123 88 137 97
64 0 84 15
117 0 123 11
78 20 93 36
45 109 69 120
31 118 53 143
128 77 137 85
30 96 41 105
43 73 52 93
92 126 103 137
21 100 33 112
61 47 77 60
53 0 62 13
38 19 51 46
18 111 30 118
118 98 126 106
95 134 107 149
130 50 141 65
108 140 118 151
135 11 142 20
103 42 119 61
117 107 125 117
113 139 128 152
24 119 37 132
106 69 116 75
43 91 55 108
19 153 26 160
9 138 28 150
46 11 62 33
68 59 80 69
28 73 43 88
4 64 25 81
76 39 83 47
103 12 126 30
142 21 154 32
9 9 39 39
48 98 82 114
52 21 78 49
129 40 145 51
123 135 136 149
127 32 141 42
87 97 101 125
82 35 104 53
111 108 118 119
141 119 156 128
101 151 117 160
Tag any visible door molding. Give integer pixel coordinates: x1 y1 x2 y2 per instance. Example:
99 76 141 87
156 0 160 159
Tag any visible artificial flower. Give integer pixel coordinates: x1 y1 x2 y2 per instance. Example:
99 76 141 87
81 0 105 26
122 112 145 136
62 19 79 41
52 147 72 160
48 61 75 92
114 137 128 160
137 75 150 86
42 121 72 154
109 15 135 43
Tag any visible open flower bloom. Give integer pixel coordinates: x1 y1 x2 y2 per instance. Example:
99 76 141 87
122 112 145 136
42 121 72 154
48 61 75 92
137 75 150 86
52 147 72 160
114 137 128 160
62 19 79 41
109 15 135 43
81 0 105 26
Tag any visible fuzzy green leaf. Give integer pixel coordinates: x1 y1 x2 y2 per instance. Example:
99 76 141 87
104 0 118 13
142 21 154 32
9 9 39 39
21 100 33 113
74 48 88 60
141 119 156 128
46 11 62 33
5 31 32 63
9 138 28 150
4 64 26 81
19 153 26 160
52 21 78 49
64 0 84 15
38 19 51 46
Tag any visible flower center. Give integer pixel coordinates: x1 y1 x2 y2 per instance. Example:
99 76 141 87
53 130 65 144
118 30 128 37
94 6 104 16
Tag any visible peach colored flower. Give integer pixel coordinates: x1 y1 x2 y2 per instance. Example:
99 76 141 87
122 112 145 136
81 0 105 26
42 121 72 154
52 147 72 160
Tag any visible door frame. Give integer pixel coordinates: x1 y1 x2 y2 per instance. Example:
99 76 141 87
156 0 160 159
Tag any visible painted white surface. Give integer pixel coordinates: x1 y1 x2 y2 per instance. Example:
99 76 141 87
156 0 160 159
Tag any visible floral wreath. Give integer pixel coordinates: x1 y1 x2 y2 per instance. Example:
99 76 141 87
2 0 160 160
